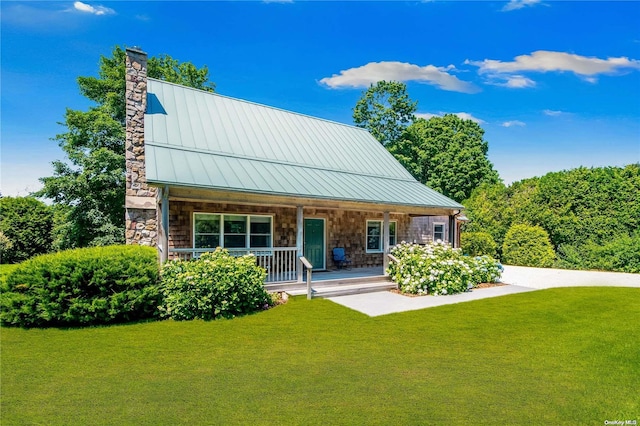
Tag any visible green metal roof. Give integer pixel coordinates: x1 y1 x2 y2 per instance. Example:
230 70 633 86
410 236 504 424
145 78 463 210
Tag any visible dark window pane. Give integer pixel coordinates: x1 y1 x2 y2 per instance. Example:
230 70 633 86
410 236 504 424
224 215 246 234
367 222 381 236
250 235 270 248
224 234 246 248
195 215 220 233
368 236 381 251
250 221 271 234
389 236 396 246
195 234 219 249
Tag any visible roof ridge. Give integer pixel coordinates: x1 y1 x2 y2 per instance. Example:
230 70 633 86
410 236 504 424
147 78 371 133
146 140 418 184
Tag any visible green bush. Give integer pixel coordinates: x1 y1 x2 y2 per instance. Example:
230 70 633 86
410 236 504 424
502 224 555 267
387 242 502 296
557 234 640 273
461 232 497 257
0 197 53 264
158 248 271 321
0 245 160 327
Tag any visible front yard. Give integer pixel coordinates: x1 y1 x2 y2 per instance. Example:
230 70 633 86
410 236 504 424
1 287 638 425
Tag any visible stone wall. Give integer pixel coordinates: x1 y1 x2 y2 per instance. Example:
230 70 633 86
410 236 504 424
168 200 410 269
125 47 158 247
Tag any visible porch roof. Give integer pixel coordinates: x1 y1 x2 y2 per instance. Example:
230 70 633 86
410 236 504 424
144 79 463 211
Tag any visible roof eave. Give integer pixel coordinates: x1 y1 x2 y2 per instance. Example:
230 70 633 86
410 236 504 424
149 181 464 215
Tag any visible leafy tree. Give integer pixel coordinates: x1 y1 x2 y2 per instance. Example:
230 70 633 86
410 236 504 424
353 81 417 146
390 114 500 202
37 46 215 248
0 197 53 263
462 182 512 253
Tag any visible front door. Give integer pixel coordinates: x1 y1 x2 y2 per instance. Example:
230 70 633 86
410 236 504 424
304 218 325 270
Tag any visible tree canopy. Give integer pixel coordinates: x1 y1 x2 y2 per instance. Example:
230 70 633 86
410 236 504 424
0 197 53 264
352 81 417 146
37 46 214 248
463 164 640 272
389 114 500 202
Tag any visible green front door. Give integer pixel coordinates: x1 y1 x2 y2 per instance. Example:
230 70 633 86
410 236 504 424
304 218 325 270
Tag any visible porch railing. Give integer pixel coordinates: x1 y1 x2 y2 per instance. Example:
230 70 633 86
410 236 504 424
168 247 298 283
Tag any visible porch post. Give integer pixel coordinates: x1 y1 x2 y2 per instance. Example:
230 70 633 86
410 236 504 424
296 206 304 283
160 186 169 262
383 211 390 275
449 215 456 248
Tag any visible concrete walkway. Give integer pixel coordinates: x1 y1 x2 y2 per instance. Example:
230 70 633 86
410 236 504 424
327 265 640 317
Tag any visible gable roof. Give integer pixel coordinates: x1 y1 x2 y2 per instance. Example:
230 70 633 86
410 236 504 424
144 78 463 210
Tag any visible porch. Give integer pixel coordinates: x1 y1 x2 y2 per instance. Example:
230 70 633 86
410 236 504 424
169 246 395 297
169 247 385 282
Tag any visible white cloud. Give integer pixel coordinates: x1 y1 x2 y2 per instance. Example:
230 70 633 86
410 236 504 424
416 111 485 124
543 109 564 116
73 1 115 16
502 0 542 12
467 50 640 77
415 113 441 120
501 120 526 127
319 61 480 94
496 75 536 88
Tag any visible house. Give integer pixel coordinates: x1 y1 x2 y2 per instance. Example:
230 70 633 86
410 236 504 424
124 47 464 283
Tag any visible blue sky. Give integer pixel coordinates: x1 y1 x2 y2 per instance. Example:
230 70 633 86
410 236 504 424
2 0 639 197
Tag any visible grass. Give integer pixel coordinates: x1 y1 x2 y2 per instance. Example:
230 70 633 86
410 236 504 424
1 287 639 425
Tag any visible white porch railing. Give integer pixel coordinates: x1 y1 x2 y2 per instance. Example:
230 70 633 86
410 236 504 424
169 247 298 283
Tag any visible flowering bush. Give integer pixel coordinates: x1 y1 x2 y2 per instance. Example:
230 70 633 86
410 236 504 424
159 248 271 321
387 242 502 296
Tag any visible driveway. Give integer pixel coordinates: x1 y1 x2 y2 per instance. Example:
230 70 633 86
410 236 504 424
327 265 640 317
501 265 640 288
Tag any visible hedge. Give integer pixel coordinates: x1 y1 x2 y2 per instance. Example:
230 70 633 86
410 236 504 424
0 245 160 327
502 224 555 268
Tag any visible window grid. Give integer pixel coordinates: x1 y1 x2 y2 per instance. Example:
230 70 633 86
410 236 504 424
194 213 273 249
366 220 397 253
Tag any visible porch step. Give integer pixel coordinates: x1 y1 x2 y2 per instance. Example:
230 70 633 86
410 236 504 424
268 275 397 298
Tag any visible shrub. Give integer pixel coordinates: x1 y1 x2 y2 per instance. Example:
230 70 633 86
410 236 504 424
502 224 555 267
158 248 271 321
0 245 160 327
0 197 53 264
387 242 502 296
461 232 497 257
557 234 640 273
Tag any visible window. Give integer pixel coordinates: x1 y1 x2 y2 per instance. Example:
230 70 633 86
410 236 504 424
194 213 272 249
366 220 397 253
433 223 445 242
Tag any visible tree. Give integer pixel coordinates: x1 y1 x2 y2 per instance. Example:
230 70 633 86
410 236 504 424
37 46 215 248
352 81 417 146
0 197 53 263
462 182 512 253
463 164 640 272
389 114 500 202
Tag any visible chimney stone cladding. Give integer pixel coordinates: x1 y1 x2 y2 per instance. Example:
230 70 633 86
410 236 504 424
125 47 158 247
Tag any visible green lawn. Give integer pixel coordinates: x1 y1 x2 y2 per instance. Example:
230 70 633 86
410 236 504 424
1 287 639 425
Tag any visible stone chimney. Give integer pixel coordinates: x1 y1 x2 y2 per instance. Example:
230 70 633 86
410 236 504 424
125 46 158 246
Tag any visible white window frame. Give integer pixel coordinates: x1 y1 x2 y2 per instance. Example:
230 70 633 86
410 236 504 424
433 222 446 242
366 220 397 253
193 213 273 249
